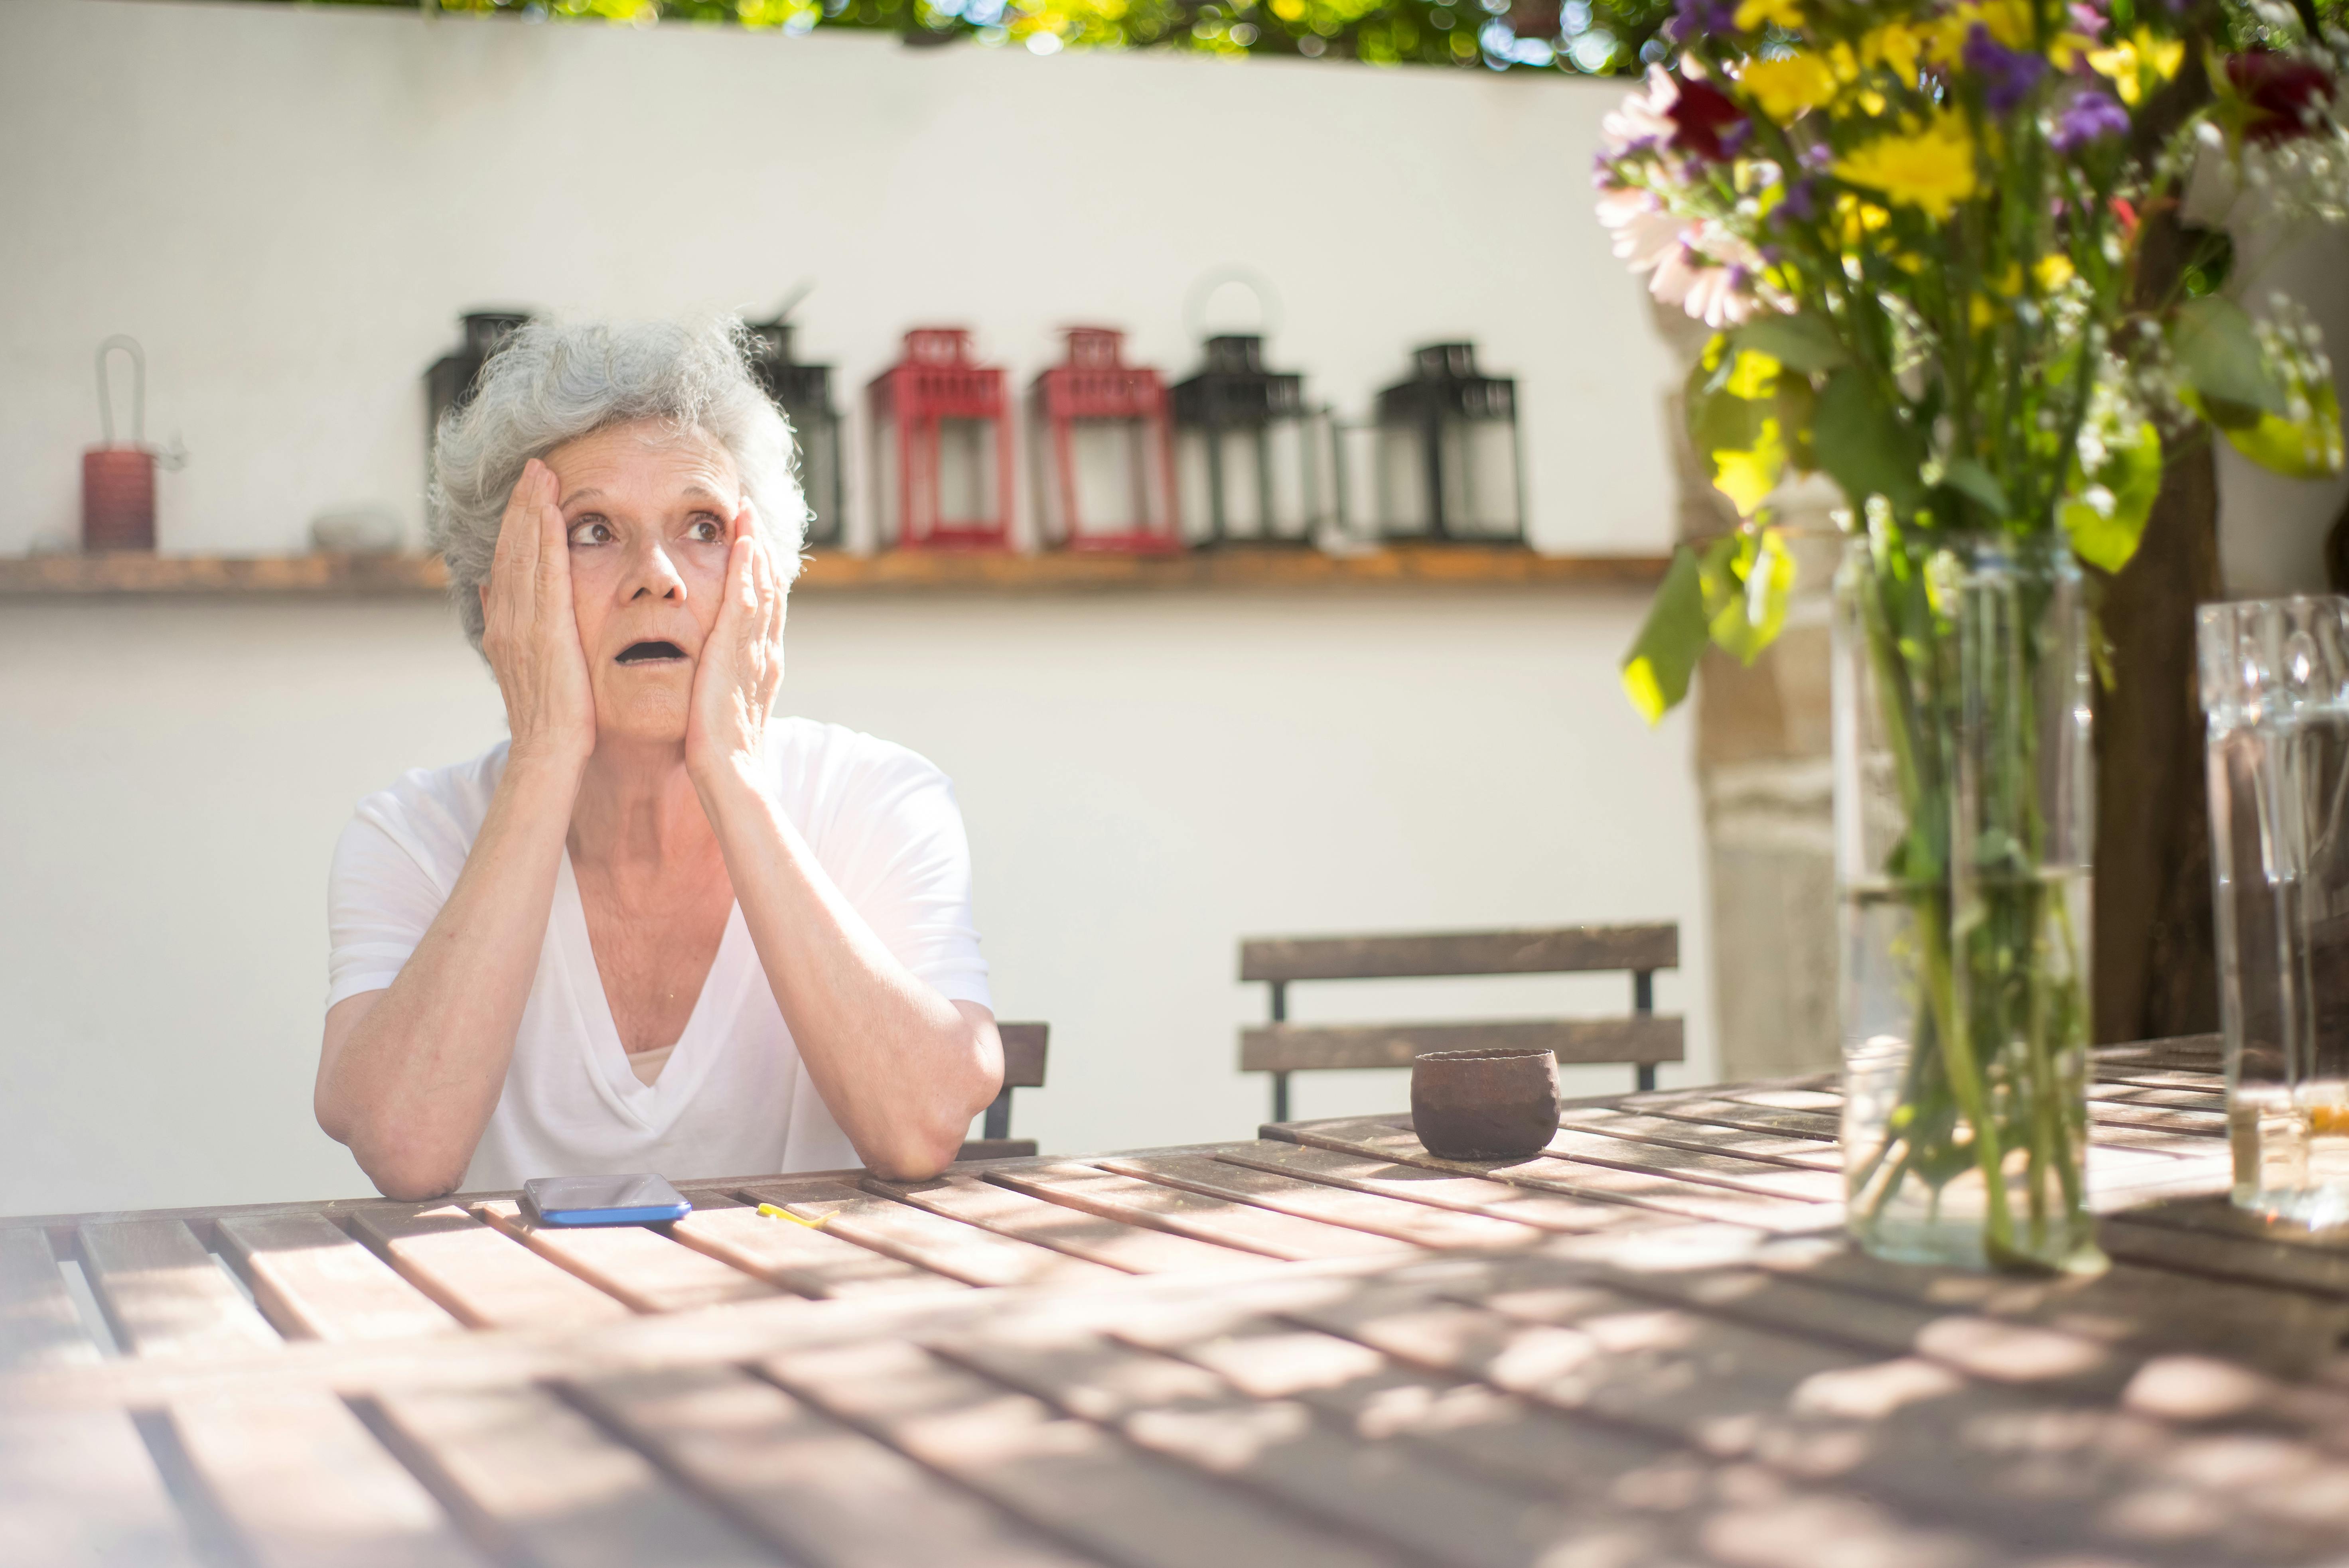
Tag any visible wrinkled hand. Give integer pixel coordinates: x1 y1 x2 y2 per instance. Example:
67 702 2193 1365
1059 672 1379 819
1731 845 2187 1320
481 458 596 770
686 508 785 783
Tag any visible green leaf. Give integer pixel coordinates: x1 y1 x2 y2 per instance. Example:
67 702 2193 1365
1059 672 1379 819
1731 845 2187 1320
2061 417 2162 574
2220 366 2345 480
2171 296 2287 427
1686 349 1791 516
1812 368 1925 510
1621 546 1709 724
1699 526 1796 664
1734 313 1848 374
1939 457 2010 519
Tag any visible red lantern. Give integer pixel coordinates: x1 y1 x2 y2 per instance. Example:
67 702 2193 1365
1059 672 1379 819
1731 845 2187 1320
1028 327 1179 554
83 336 157 552
867 328 1014 551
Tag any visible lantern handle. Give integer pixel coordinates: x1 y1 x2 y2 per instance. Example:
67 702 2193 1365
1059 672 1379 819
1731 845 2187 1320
767 280 816 322
96 335 145 449
1183 267 1284 344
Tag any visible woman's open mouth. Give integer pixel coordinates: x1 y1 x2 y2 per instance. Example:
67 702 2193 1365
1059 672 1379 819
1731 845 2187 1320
615 640 688 666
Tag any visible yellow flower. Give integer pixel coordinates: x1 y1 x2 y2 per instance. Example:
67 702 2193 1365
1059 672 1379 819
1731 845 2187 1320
1970 294 1999 329
2044 30 2097 71
1834 114 1980 220
1973 0 2031 48
1859 21 1925 82
1733 0 1801 30
2034 254 2076 291
2088 28 2185 106
1740 52 1840 123
1990 261 2024 296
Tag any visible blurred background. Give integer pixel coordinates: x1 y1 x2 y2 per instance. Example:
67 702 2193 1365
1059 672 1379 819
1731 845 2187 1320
2 0 2341 1217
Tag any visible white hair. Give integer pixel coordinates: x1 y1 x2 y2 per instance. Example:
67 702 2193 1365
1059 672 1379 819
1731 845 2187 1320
429 317 805 654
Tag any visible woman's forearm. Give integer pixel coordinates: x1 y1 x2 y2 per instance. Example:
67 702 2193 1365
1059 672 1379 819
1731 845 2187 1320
693 761 1000 1179
316 754 582 1197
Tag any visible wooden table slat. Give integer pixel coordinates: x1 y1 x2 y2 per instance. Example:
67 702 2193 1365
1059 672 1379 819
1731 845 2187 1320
738 1179 1126 1290
215 1212 463 1343
0 1227 102 1372
570 1363 1102 1568
360 1383 783 1568
76 1219 282 1360
1288 1279 2344 1565
1094 1154 1551 1253
930 1326 1617 1568
761 1338 1411 1568
863 1174 1271 1276
472 1201 782 1315
1275 1117 1840 1233
348 1204 635 1330
669 1204 974 1301
985 1162 1420 1262
0 1230 201 1568
1205 1143 1656 1237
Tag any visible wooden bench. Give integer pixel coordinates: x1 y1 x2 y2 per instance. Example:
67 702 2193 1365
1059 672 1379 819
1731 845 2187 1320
956 1021 1048 1161
1238 924 1682 1122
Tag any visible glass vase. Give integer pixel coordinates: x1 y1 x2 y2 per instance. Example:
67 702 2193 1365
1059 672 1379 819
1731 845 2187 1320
2199 596 2349 1226
1832 531 2102 1273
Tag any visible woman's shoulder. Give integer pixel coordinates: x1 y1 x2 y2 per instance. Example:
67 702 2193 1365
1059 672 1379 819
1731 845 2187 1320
766 717 959 838
346 742 513 865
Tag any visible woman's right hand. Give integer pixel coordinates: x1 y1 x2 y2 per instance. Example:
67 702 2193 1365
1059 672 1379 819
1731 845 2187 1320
481 458 596 769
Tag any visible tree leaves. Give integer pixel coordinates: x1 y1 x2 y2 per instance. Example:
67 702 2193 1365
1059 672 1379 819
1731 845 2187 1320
1812 367 1926 510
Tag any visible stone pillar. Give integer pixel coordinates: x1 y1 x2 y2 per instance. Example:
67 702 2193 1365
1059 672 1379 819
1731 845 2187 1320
1651 300 1842 1080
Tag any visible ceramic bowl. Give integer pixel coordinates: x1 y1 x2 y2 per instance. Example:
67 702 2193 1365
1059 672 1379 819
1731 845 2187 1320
1410 1047 1560 1161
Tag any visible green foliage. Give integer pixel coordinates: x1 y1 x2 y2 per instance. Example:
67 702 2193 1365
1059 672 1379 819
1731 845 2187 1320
1811 368 1925 513
1700 526 1793 665
2060 415 2162 574
292 0 1669 73
1620 546 1706 725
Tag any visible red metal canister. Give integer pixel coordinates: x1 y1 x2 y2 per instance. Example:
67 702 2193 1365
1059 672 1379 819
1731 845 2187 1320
82 337 158 552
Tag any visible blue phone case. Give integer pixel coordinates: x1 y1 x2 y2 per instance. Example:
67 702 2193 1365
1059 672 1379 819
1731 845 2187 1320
522 1174 692 1227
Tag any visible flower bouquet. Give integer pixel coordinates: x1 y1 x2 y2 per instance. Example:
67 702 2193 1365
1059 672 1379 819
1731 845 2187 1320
1600 0 2349 1269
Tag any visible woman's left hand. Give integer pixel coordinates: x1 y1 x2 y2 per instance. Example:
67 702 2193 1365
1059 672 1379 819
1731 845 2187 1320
686 506 785 784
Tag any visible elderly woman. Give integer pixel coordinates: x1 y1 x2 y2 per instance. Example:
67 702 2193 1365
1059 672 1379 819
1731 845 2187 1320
316 319 1001 1200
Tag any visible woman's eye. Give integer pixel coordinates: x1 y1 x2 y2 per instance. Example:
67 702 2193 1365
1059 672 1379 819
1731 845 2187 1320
568 519 612 546
689 517 724 543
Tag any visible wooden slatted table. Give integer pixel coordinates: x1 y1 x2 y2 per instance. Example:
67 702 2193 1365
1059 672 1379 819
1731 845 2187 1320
9 1035 2349 1567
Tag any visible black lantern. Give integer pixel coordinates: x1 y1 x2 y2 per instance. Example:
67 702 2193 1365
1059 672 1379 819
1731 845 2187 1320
1170 335 1337 546
1373 342 1525 543
746 315 845 550
424 311 530 460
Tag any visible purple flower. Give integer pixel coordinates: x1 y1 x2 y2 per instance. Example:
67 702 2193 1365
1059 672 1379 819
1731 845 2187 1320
1669 0 1735 40
1776 177 1818 221
2065 1 2103 31
1964 23 2048 114
2052 89 2130 150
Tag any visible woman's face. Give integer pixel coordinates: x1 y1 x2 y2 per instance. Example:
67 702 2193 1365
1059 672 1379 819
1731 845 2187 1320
542 420 745 748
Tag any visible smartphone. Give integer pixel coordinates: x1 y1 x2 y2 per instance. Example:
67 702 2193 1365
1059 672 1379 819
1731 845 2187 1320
521 1173 692 1227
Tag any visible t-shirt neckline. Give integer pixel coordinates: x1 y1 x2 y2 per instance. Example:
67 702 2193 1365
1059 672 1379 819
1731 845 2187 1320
550 847 753 1131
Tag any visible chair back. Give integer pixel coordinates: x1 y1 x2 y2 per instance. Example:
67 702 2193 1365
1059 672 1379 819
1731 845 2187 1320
957 1021 1049 1162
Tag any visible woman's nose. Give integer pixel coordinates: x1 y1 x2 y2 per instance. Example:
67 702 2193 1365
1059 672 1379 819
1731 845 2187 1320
624 539 686 601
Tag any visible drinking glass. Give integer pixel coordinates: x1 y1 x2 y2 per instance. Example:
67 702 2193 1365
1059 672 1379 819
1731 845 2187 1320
2199 595 2349 1225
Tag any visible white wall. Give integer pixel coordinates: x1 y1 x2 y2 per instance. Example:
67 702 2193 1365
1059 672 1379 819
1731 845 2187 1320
0 0 1706 1216
0 0 1678 558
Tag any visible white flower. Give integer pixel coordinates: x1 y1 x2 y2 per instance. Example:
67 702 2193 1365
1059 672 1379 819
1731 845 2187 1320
1597 185 1695 272
1602 65 1678 156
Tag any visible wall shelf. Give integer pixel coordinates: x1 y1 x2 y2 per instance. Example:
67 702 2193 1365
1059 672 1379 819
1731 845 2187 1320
0 545 1671 598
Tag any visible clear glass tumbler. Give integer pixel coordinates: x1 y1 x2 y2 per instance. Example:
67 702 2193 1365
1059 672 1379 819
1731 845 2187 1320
2200 596 2349 1225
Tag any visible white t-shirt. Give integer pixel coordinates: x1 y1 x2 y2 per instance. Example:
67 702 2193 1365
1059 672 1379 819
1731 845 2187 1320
326 717 992 1192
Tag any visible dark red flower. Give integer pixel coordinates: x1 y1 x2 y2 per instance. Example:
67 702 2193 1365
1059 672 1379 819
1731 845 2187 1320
2226 51 2335 146
1669 77 1747 163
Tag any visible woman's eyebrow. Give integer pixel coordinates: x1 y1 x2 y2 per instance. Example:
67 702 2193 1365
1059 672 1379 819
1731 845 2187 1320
563 488 605 506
